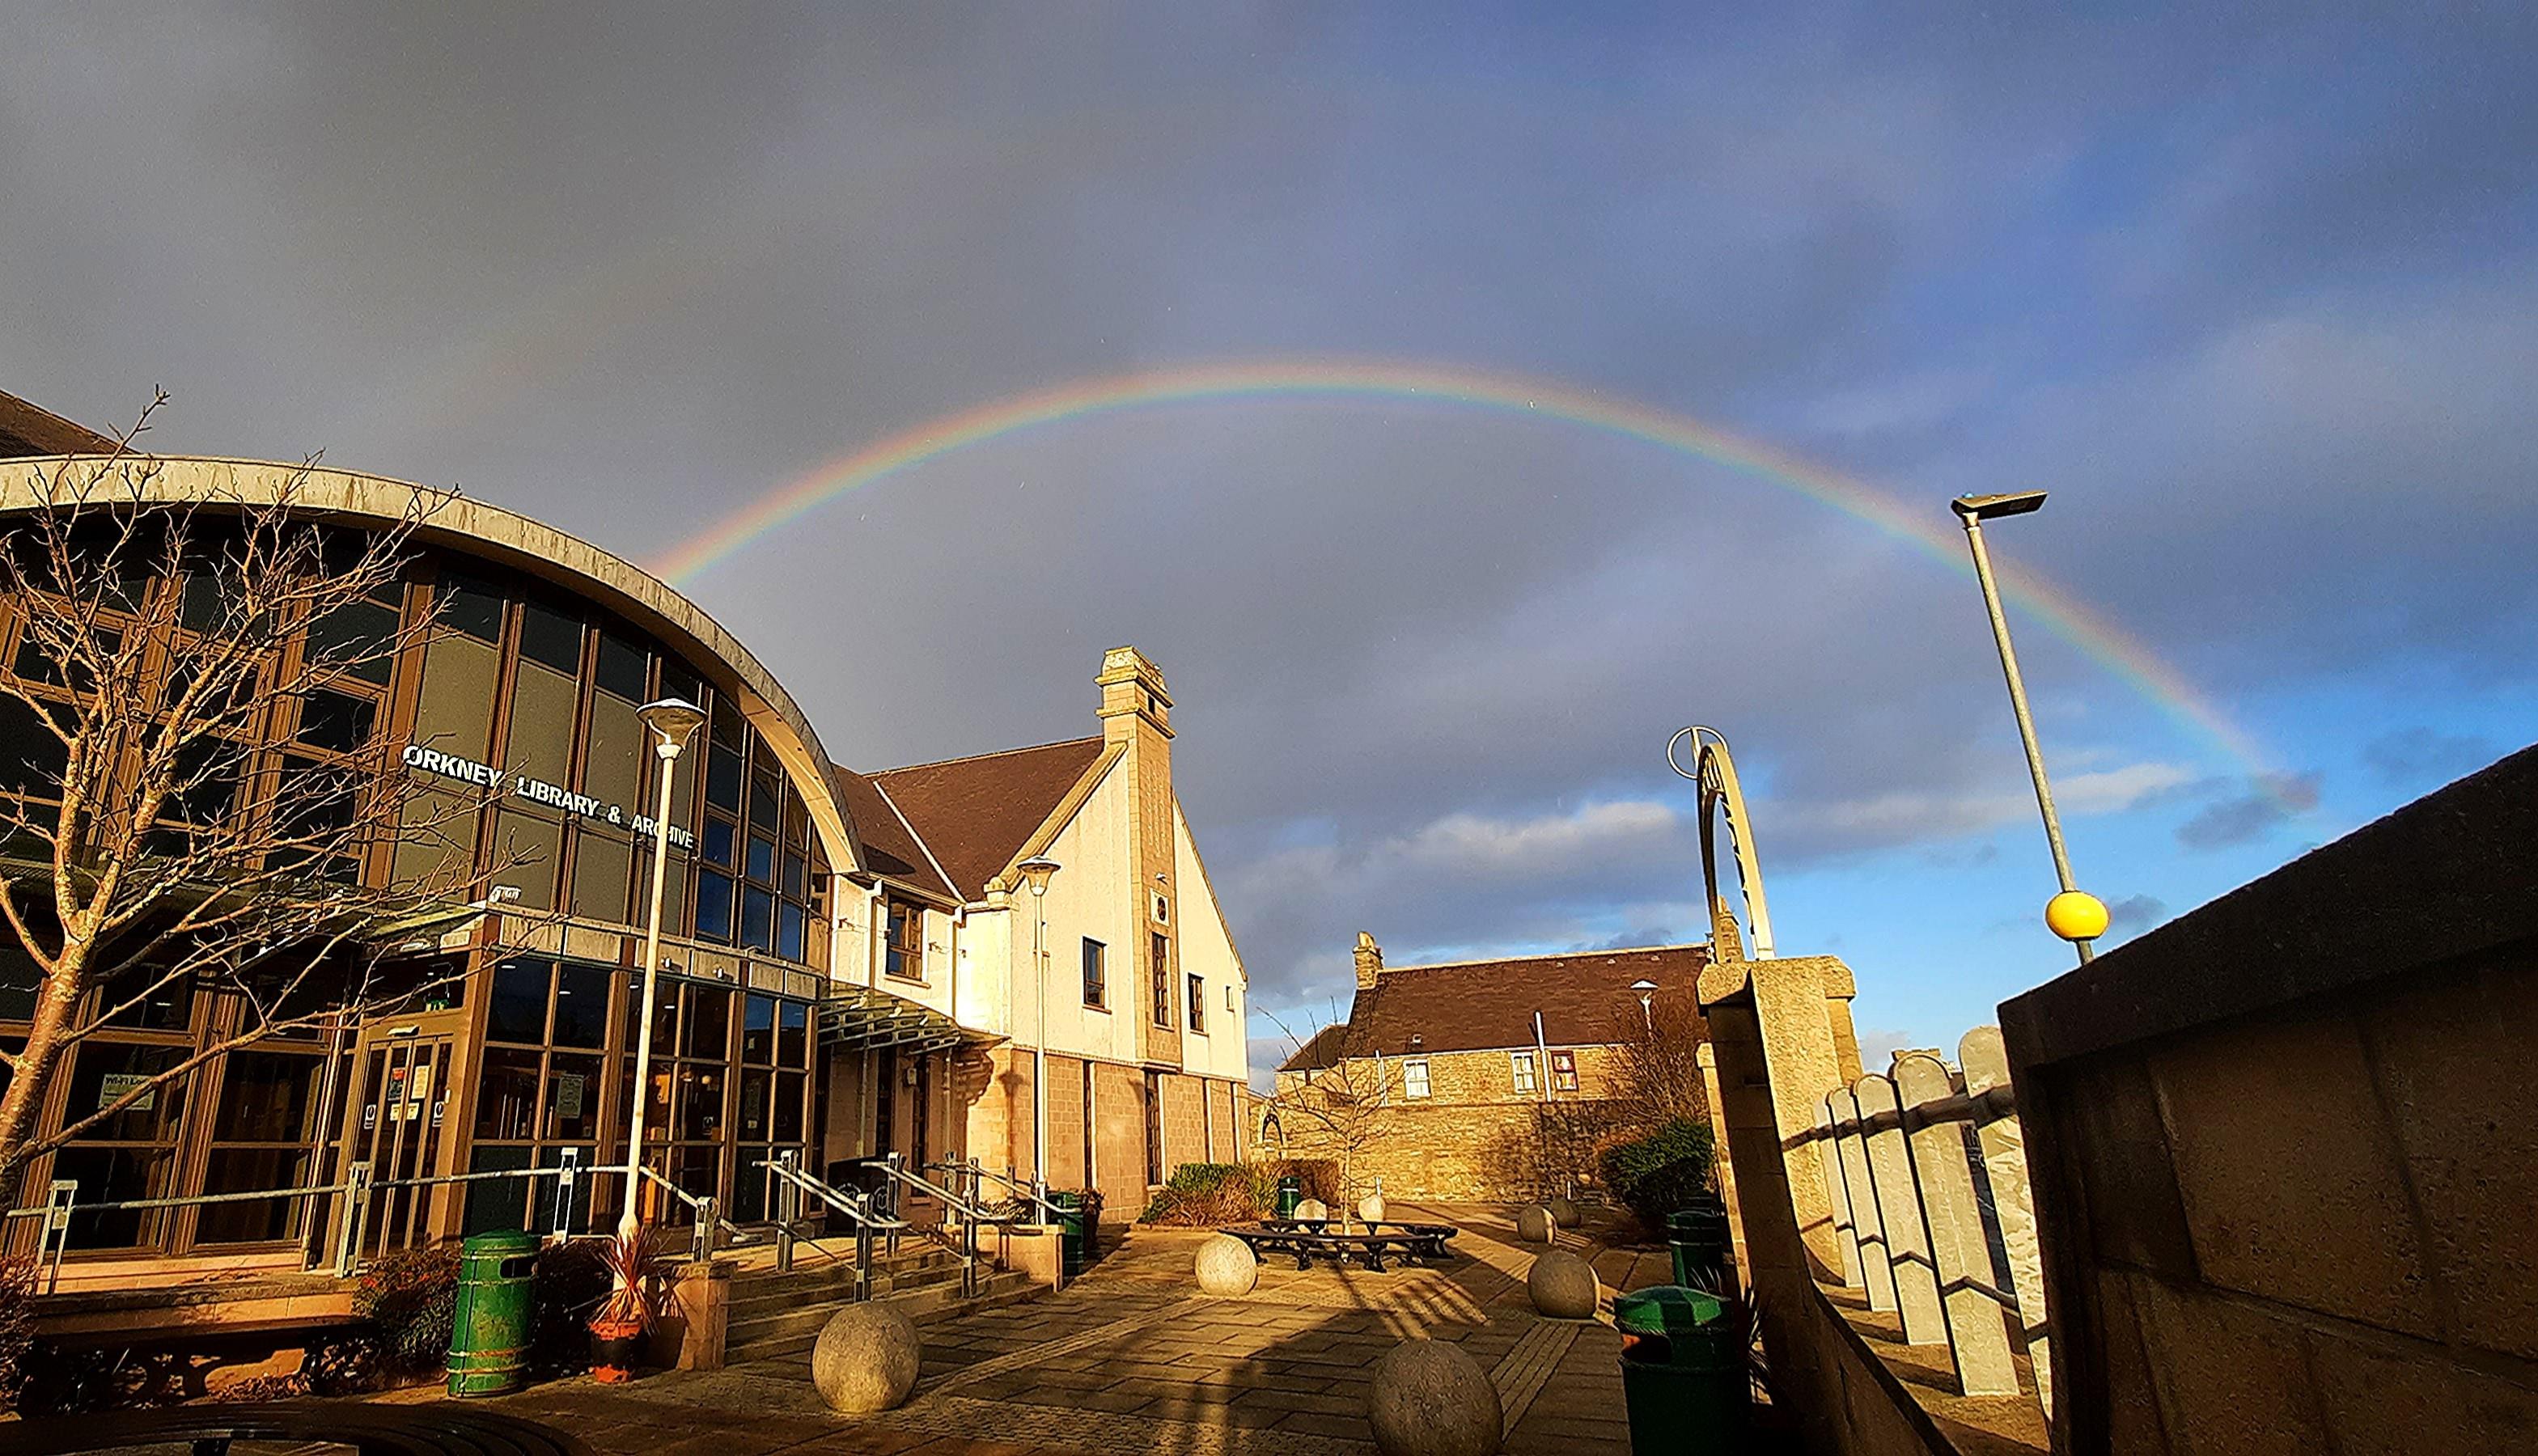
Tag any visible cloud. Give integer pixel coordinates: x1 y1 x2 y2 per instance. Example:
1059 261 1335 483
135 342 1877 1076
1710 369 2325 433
2104 894 2169 938
2176 772 2324 850
2362 728 2501 790
1778 761 2196 854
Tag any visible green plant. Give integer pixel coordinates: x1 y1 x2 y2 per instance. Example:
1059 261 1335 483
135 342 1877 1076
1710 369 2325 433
591 1225 676 1331
1139 1163 1272 1225
354 1246 460 1373
1597 1117 1717 1231
530 1238 612 1373
0 1252 34 1412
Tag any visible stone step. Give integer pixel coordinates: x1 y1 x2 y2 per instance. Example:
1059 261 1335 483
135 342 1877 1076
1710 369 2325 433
726 1259 962 1324
725 1270 1040 1366
727 1251 955 1315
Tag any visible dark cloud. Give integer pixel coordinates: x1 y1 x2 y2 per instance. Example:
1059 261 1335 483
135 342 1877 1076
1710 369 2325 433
2362 728 2502 790
2104 894 2169 939
2176 772 2324 851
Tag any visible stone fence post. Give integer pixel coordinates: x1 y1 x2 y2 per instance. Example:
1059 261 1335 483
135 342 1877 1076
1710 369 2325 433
1829 1083 1899 1314
1858 1073 1949 1346
1961 1026 2052 1416
1815 1093 1862 1290
1894 1052 2019 1396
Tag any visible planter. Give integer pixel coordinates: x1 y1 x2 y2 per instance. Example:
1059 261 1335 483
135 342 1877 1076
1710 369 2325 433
589 1319 646 1383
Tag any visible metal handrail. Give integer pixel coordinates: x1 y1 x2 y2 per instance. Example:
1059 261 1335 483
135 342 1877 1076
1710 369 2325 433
878 1157 993 1223
863 1153 993 1297
945 1158 1067 1221
758 1158 909 1231
756 1153 908 1300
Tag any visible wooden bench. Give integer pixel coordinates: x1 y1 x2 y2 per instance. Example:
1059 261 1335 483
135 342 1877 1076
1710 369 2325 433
5 1399 595 1456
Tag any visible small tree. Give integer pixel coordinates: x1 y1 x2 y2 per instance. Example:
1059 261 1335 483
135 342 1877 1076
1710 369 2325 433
1256 1009 1389 1213
0 399 495 1201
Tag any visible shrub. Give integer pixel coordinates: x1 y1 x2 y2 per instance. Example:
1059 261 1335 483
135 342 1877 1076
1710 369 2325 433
529 1238 612 1375
1139 1163 1272 1225
1598 1117 1717 1231
354 1246 460 1374
0 1253 33 1412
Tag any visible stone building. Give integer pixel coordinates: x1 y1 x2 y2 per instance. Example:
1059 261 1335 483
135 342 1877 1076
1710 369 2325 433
0 388 1247 1320
1266 933 1708 1201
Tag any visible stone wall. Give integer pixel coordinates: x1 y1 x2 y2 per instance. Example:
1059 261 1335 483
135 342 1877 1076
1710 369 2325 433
2000 743 2538 1455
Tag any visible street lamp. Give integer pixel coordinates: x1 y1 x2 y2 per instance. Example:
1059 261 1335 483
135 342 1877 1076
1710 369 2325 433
620 696 707 1239
1951 493 2109 963
1630 979 1659 1032
1015 855 1060 1199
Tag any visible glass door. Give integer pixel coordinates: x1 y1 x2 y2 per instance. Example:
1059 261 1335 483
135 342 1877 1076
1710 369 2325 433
343 1022 461 1256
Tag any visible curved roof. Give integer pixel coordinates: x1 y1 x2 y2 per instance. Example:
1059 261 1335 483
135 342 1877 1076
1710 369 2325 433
0 455 862 874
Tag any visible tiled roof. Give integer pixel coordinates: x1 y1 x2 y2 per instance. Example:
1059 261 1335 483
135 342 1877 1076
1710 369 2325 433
1278 1023 1349 1073
866 736 1110 901
0 390 119 459
1340 944 1710 1057
828 764 958 902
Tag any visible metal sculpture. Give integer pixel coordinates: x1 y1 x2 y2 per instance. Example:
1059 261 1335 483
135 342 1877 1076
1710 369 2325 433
1669 726 1777 963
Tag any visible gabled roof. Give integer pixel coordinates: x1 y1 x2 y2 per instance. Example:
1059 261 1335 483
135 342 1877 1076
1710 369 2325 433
1278 1023 1349 1074
860 736 1111 901
1341 944 1710 1058
828 764 958 903
0 390 119 459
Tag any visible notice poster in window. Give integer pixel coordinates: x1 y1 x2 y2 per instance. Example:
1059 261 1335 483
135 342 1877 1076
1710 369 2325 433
556 1073 586 1120
97 1072 157 1112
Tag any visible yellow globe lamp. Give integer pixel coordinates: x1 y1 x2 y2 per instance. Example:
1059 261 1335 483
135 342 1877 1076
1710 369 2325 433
2044 890 2110 943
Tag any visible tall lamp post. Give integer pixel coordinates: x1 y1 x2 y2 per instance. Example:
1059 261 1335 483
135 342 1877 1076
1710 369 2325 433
1951 492 2109 963
1015 855 1060 1199
1631 979 1659 1033
619 696 707 1240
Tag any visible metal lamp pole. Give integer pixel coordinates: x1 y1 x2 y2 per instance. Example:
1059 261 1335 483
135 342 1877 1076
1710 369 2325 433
619 696 707 1240
1951 493 2107 963
1016 856 1060 1200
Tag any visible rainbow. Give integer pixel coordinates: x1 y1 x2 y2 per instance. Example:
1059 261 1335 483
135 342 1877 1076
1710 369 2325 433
659 358 2275 777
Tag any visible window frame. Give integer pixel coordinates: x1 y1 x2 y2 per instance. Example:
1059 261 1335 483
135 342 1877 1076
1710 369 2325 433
1510 1050 1539 1096
1401 1057 1431 1100
1081 937 1107 1010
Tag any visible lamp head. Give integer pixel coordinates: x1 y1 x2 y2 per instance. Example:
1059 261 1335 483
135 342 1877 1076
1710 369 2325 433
636 696 709 756
1016 855 1061 895
1951 490 2049 523
1629 979 1659 993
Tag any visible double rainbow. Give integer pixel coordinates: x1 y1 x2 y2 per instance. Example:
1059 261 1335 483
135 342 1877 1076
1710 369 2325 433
656 358 2271 777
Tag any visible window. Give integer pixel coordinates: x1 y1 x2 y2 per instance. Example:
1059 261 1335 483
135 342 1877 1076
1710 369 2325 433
1187 975 1205 1033
884 900 923 981
1510 1051 1538 1095
1149 932 1172 1029
1551 1049 1579 1093
1402 1058 1431 1099
1082 938 1106 1009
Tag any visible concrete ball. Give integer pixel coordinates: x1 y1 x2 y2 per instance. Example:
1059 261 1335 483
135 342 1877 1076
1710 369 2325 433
1515 1204 1557 1243
1527 1249 1601 1319
1358 1193 1387 1226
1545 1196 1582 1230
1294 1198 1329 1221
809 1302 921 1414
1195 1233 1260 1295
1366 1338 1504 1456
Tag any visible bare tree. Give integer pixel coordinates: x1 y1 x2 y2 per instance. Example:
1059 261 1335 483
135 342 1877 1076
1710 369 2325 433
1255 1007 1389 1213
0 400 499 1199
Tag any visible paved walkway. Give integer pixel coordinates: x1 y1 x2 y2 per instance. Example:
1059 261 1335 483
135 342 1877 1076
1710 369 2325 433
420 1204 1659 1456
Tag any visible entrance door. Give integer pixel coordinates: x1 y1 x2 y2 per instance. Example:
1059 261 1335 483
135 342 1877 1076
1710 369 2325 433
341 1019 464 1257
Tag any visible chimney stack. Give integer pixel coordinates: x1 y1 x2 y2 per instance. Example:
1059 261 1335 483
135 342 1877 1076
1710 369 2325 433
1354 931 1383 989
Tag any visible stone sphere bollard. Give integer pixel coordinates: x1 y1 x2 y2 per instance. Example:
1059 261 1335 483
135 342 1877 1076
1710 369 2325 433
1195 1233 1260 1295
1358 1191 1387 1225
1294 1197 1329 1221
810 1302 921 1414
1546 1196 1582 1229
1527 1248 1601 1319
1515 1204 1557 1243
1366 1338 1504 1456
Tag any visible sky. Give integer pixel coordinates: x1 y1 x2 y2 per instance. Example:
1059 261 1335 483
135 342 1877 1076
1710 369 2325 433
5 3 2534 1074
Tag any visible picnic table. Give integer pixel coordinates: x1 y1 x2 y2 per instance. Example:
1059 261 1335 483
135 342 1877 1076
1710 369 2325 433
1221 1217 1460 1272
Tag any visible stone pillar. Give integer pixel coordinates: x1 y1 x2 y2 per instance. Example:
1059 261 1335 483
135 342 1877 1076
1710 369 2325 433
1697 954 1857 1273
1893 1052 2019 1396
1857 1073 1948 1345
1962 1026 2052 1416
1831 1083 1899 1312
652 1258 733 1371
1814 1093 1862 1289
1823 963 1865 1085
1695 1042 1748 1281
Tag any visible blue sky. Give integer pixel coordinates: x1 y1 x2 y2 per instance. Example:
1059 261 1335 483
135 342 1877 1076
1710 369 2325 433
3 3 2532 1069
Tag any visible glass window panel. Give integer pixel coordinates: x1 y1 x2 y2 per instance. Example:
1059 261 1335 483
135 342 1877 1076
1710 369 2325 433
303 600 400 685
738 1069 772 1141
773 1071 805 1143
494 810 563 910
781 849 807 901
747 771 780 833
475 1047 542 1140
618 1056 672 1143
734 1147 772 1222
778 1001 809 1067
705 747 743 812
504 659 578 785
536 1145 601 1235
391 783 477 895
569 828 633 925
518 600 583 675
595 633 649 703
0 940 40 1021
545 1052 603 1141
295 689 376 753
212 1052 319 1142
165 734 241 827
777 902 804 963
0 695 70 798
435 573 506 642
741 995 775 1064
707 693 744 751
550 963 612 1048
99 965 193 1033
746 834 775 884
624 977 679 1054
11 623 121 691
196 1148 312 1243
463 1145 534 1235
53 1145 173 1249
783 790 807 848
740 886 775 952
1188 974 1206 1034
675 1064 726 1141
582 692 643 811
659 659 702 713
412 632 501 764
485 958 553 1043
702 818 735 869
683 985 731 1060
65 1040 188 1141
673 1144 719 1204
694 870 735 942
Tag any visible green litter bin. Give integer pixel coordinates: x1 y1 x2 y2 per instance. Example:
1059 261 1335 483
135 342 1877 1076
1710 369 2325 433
1613 1285 1749 1453
1667 1204 1734 1297
1273 1175 1303 1219
447 1230 539 1398
1049 1191 1089 1279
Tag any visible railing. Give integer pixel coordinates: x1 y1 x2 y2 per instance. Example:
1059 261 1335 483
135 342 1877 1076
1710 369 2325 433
867 1152 1006 1297
758 1152 909 1302
940 1158 1069 1223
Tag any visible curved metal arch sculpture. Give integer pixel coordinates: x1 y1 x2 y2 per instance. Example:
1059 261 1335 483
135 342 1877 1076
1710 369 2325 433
1669 726 1777 963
